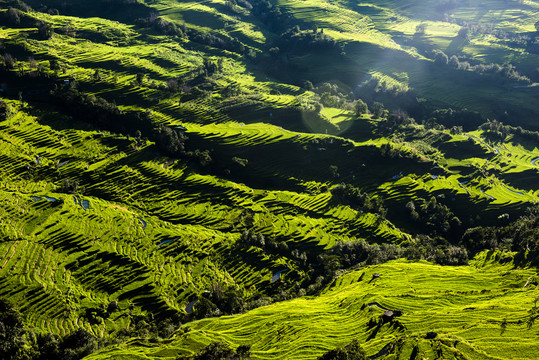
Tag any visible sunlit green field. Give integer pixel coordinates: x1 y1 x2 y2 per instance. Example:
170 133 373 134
84 253 539 360
1 0 539 358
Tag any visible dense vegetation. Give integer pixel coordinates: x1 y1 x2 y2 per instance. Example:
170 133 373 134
0 0 539 359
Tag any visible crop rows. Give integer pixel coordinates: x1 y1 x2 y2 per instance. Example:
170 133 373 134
85 255 539 360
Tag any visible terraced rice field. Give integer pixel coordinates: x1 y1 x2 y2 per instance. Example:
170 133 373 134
1 1 539 357
0 101 414 336
84 253 539 360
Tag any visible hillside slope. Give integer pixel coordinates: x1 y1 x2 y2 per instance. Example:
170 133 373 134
84 253 539 360
1 0 539 358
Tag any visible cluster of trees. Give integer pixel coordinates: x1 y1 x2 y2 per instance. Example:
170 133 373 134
330 183 387 217
190 30 245 54
193 283 246 319
430 50 529 82
250 0 291 31
60 179 84 195
0 297 189 360
0 298 99 360
238 230 284 249
236 221 469 305
3 0 31 12
277 26 336 52
379 142 406 159
50 85 214 166
328 236 469 269
135 15 245 54
3 7 23 25
354 77 422 120
307 135 354 152
153 125 187 156
479 119 539 143
224 0 252 15
237 230 296 258
415 23 427 36
424 108 483 131
153 125 212 166
177 341 251 360
0 53 17 70
317 339 366 360
135 15 186 37
451 20 539 56
1 5 54 40
115 313 183 341
460 207 539 265
302 82 370 116
373 109 417 136
0 99 12 121
146 58 225 101
50 85 125 130
405 197 462 238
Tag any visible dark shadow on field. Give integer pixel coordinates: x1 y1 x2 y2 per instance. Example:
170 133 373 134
0 276 28 298
445 165 475 176
23 0 153 24
180 9 227 29
473 8 489 22
509 136 539 151
434 139 492 161
340 117 375 142
499 169 539 193
42 234 178 318
332 113 355 121
446 37 468 54
28 102 99 132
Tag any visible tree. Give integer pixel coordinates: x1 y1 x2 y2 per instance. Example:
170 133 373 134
303 80 314 91
322 254 341 277
458 26 470 41
3 54 16 70
354 99 368 115
60 329 98 359
6 8 20 25
166 79 178 92
193 342 235 360
0 299 27 360
136 73 145 86
449 55 460 68
34 333 61 360
317 339 366 360
177 341 251 360
153 125 186 156
433 50 448 65
37 21 53 40
415 23 427 36
372 102 385 118
535 20 539 32
0 100 9 121
49 59 60 71
329 165 339 179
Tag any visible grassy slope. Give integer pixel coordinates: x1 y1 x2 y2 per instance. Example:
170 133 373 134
84 252 539 360
1 101 410 337
276 0 539 126
0 0 538 357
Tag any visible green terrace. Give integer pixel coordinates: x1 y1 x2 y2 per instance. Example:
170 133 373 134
84 253 539 360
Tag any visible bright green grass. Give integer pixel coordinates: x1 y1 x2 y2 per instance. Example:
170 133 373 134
84 253 539 360
1 1 539 351
1 102 414 337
